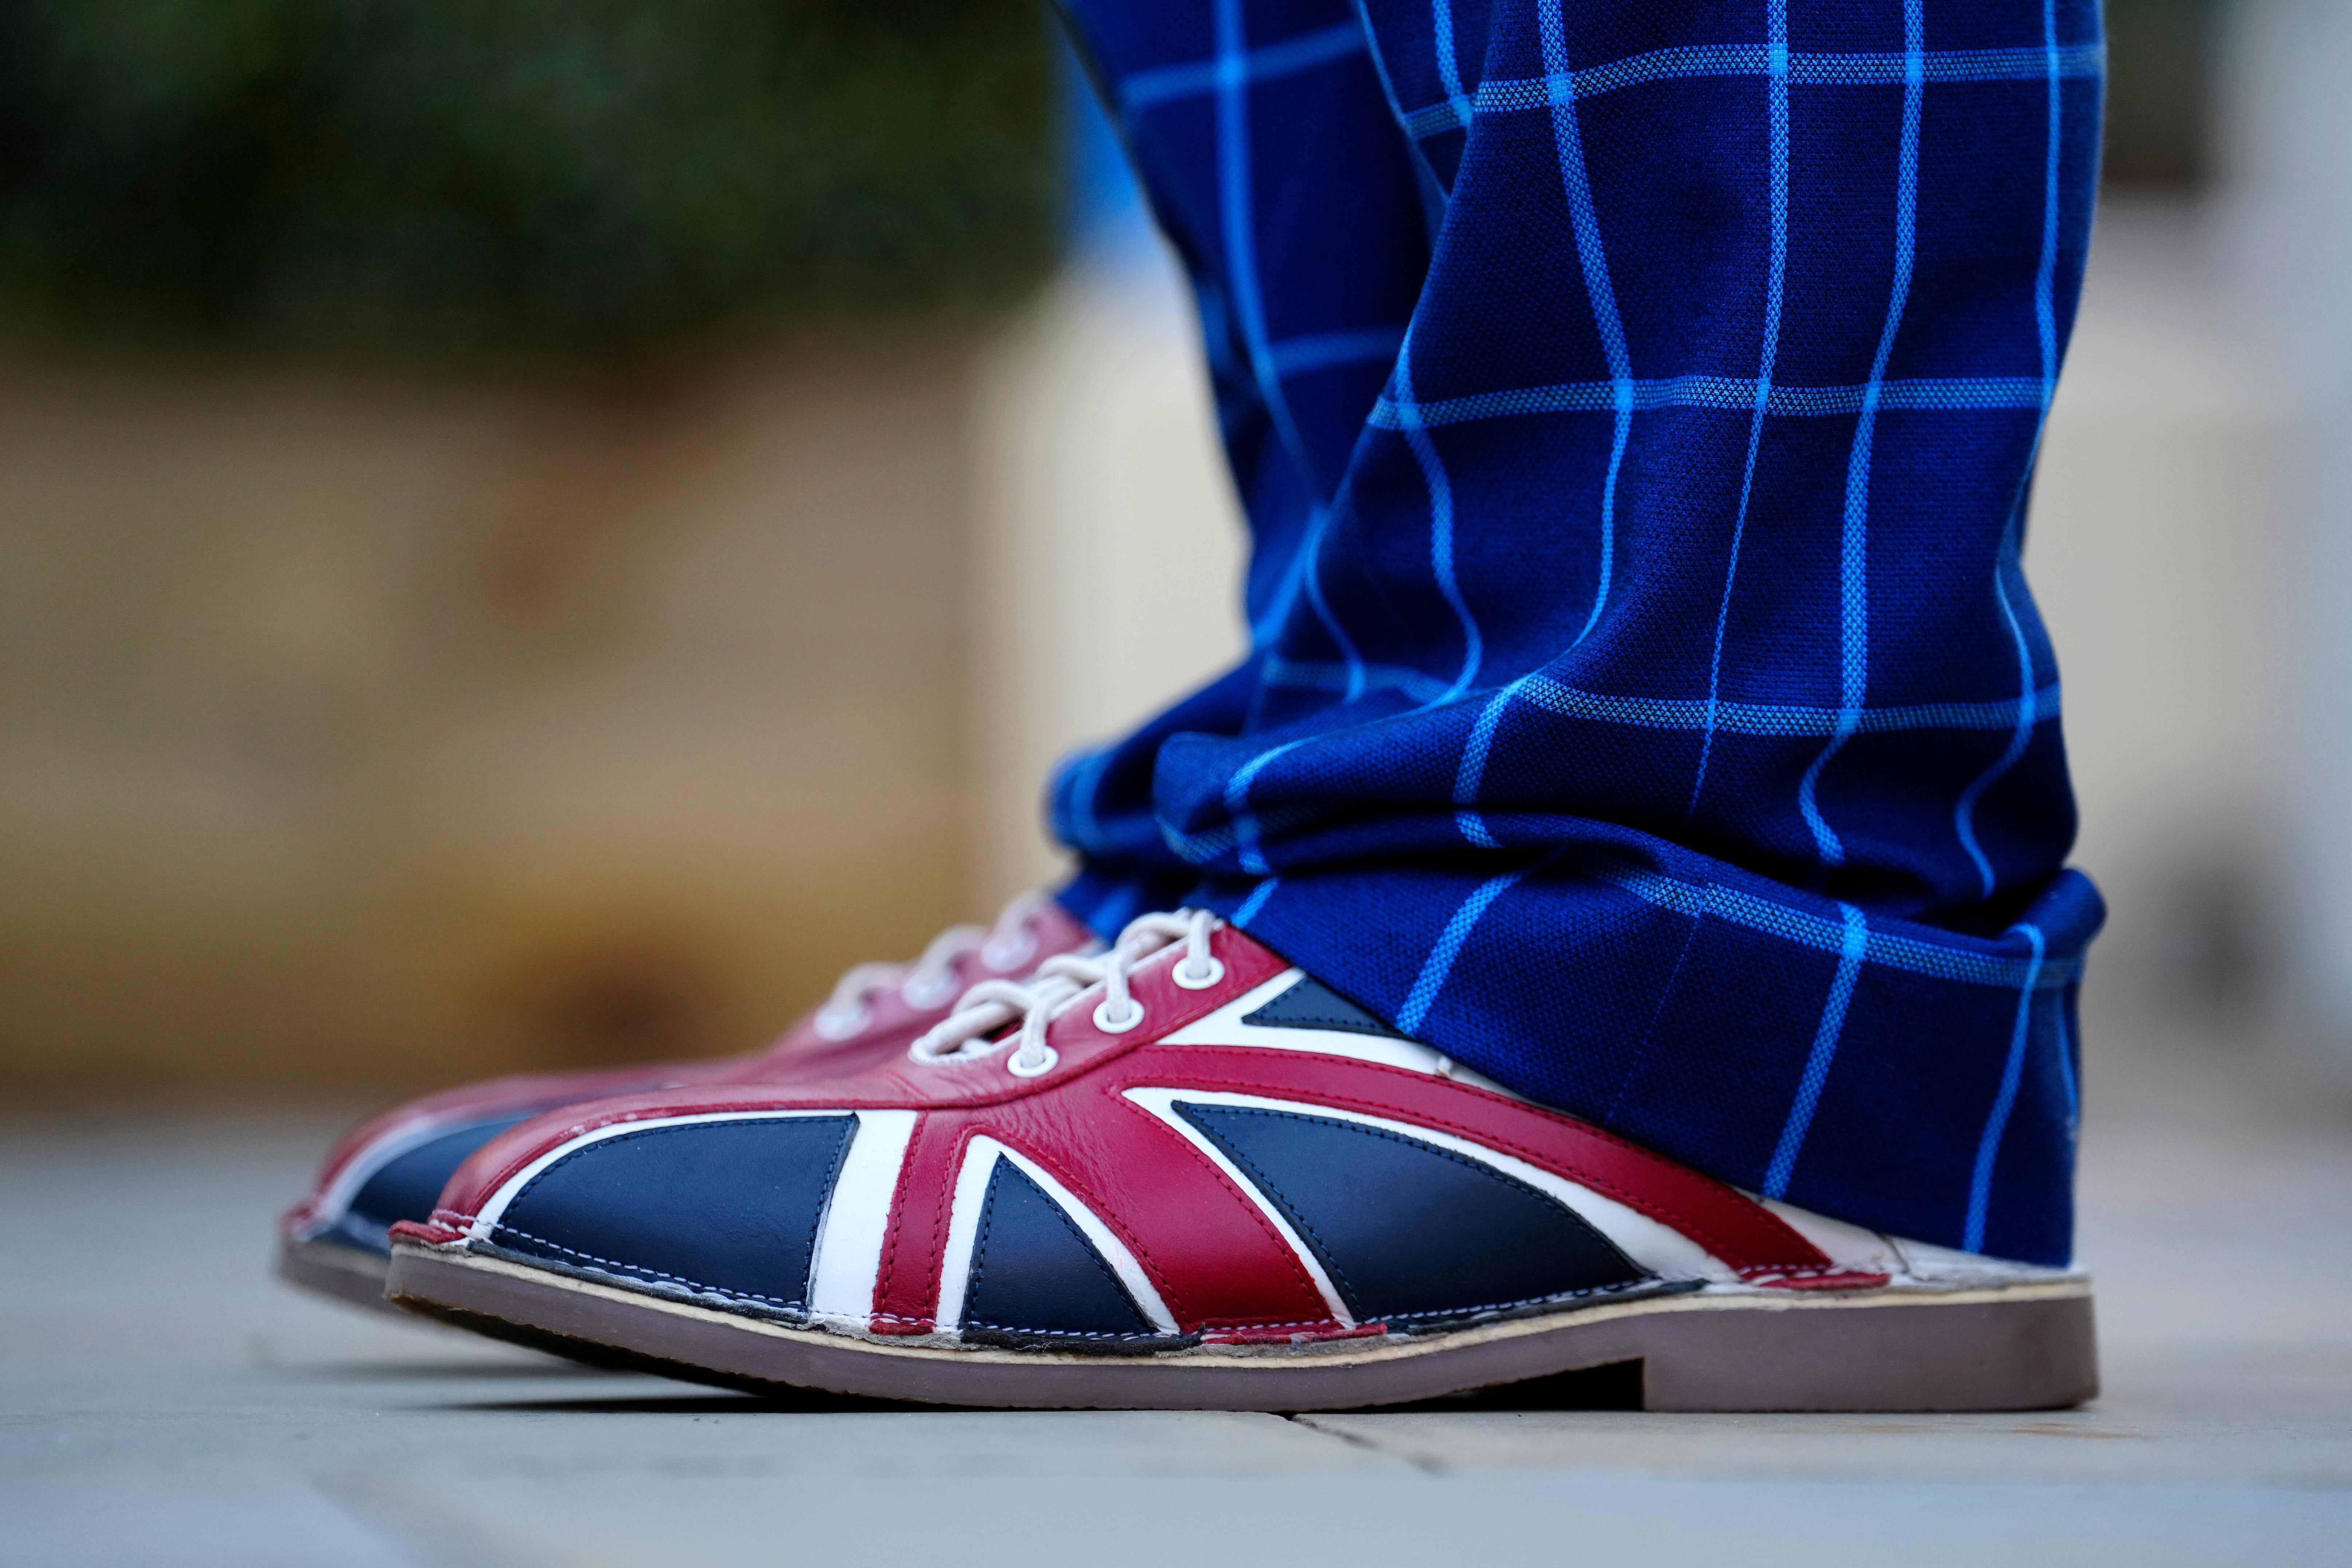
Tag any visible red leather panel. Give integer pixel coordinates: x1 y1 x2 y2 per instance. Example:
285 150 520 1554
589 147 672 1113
433 925 1287 1223
977 1082 1335 1332
419 924 1883 1329
867 1087 1333 1336
869 1112 968 1334
291 901 1093 1226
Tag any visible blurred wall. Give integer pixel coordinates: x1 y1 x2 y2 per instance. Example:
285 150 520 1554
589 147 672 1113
966 59 1249 911
2219 0 2352 1072
0 3 1061 1099
2029 199 2285 1013
969 250 1246 910
0 336 983 1094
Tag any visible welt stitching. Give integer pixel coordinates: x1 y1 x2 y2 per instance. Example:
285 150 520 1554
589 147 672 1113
1196 1317 1352 1331
977 1276 1689 1335
1380 1275 1691 1323
494 1114 854 1313
490 1223 806 1310
959 1323 1175 1340
1396 1275 1681 1320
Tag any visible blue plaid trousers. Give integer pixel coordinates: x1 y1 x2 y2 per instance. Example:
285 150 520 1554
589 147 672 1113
1048 0 2104 1264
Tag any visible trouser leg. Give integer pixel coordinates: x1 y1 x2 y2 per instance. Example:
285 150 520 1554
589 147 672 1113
1048 0 1431 931
1058 0 2103 1263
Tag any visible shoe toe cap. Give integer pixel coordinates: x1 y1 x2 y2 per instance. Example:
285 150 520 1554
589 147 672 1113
309 1111 541 1255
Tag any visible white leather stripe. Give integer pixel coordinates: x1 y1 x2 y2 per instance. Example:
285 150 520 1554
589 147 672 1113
1156 971 1300 1039
1121 1088 1356 1327
1157 971 1524 1097
1135 1087 1737 1283
469 1109 858 1242
930 1138 1002 1332
1749 1198 2074 1286
1885 1230 2078 1285
1755 1193 1906 1277
1160 970 1445 1074
806 1110 918 1325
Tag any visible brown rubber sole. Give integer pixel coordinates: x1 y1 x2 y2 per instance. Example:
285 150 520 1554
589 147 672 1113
276 1232 409 1319
386 1243 2097 1412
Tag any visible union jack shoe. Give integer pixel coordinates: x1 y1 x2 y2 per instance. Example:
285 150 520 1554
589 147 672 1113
384 911 2098 1411
276 892 1093 1315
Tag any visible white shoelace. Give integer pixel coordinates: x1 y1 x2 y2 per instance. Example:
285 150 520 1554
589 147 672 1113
810 890 1053 1041
909 909 1224 1079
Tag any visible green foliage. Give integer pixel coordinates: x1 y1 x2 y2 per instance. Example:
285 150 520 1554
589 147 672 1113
0 0 1060 355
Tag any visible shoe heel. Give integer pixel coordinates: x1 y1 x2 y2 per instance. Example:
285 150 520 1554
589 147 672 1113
1638 1286 2098 1412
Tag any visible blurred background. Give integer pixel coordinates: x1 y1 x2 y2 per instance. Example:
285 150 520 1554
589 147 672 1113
0 0 2346 1105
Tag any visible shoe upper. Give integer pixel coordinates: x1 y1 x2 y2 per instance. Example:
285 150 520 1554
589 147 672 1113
395 915 2063 1348
281 896 1094 1260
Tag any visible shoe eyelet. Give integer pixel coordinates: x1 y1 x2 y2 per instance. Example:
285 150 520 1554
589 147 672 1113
1005 1045 1059 1078
900 974 957 1011
981 930 1038 972
813 1004 869 1041
1092 998 1146 1033
1170 955 1225 991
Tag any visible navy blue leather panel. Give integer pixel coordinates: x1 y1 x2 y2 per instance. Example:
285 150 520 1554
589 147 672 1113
961 1158 1152 1339
344 1113 537 1247
492 1115 856 1313
1176 1104 1648 1324
1241 976 1414 1041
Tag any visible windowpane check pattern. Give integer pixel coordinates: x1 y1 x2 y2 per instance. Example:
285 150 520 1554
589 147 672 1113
1052 0 2101 1265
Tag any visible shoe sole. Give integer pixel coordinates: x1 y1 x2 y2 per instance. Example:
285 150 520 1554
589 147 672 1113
386 1243 2096 1412
275 1233 406 1319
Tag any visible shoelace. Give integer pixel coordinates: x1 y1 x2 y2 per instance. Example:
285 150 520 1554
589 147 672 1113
909 909 1223 1079
810 890 1053 1041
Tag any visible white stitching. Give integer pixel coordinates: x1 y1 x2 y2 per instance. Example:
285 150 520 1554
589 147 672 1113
488 1224 808 1311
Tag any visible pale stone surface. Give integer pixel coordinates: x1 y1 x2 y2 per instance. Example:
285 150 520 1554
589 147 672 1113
5 1002 2349 1567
